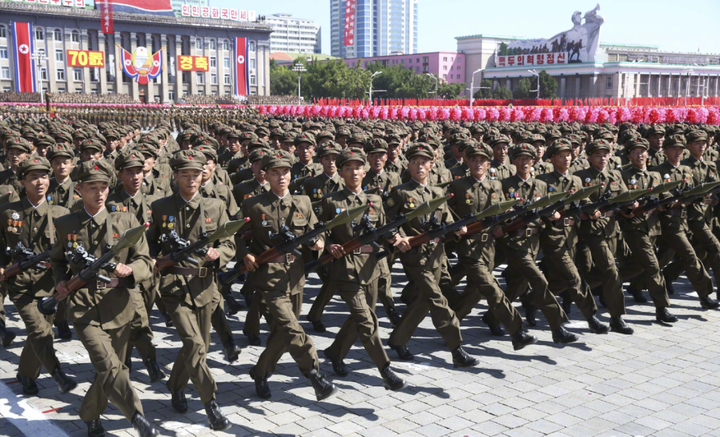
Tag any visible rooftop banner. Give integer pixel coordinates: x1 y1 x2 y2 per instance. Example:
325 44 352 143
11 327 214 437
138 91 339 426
107 0 173 16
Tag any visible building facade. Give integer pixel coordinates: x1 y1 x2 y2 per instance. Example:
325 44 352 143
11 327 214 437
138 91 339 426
343 51 464 84
456 34 720 100
0 2 272 103
266 13 321 55
331 0 418 59
170 0 206 15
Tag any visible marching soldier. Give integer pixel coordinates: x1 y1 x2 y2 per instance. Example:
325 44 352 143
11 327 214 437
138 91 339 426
290 133 323 180
488 135 516 181
0 157 77 395
50 160 159 437
0 137 32 193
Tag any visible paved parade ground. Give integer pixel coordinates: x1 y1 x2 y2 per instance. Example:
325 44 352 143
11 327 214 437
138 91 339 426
2 264 720 437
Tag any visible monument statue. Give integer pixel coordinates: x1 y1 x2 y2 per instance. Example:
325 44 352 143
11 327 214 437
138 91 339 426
506 3 604 63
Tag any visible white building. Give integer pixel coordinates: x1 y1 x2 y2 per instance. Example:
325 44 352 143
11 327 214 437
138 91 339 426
266 13 321 55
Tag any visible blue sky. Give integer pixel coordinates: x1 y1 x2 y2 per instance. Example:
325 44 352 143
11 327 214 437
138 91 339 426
209 0 720 56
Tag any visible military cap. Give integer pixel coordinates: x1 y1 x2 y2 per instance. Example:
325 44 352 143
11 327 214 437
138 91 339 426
46 143 76 161
114 150 145 171
249 148 271 163
662 135 686 150
248 138 271 151
71 159 114 184
238 131 258 142
335 127 352 138
17 156 51 178
52 130 73 144
269 128 285 139
625 138 650 152
170 149 207 171
465 142 494 160
347 134 367 147
686 130 708 144
545 138 573 158
195 145 218 162
294 132 317 147
262 150 293 171
90 132 107 144
405 143 435 160
33 133 56 148
318 141 342 157
79 138 104 153
104 130 121 141
136 142 159 158
528 133 547 145
279 133 296 144
489 134 511 147
509 143 537 160
385 134 402 146
5 137 33 153
565 134 583 146
366 138 388 154
315 130 334 142
456 138 476 152
544 129 562 142
594 129 615 142
335 147 367 168
226 129 241 140
255 126 270 137
585 139 613 155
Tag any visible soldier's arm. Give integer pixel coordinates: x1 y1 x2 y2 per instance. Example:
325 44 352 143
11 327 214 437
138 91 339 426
384 188 406 237
214 206 236 267
146 202 162 258
50 221 72 283
0 214 9 269
305 198 325 246
122 215 153 286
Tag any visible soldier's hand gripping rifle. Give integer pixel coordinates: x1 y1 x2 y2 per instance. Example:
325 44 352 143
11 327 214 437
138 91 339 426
1 242 51 282
37 224 147 316
562 187 651 220
619 180 684 216
218 205 368 286
304 196 451 274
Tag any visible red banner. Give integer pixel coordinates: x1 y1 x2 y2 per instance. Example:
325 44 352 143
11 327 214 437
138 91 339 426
343 0 356 46
99 0 114 34
12 22 36 93
234 37 248 96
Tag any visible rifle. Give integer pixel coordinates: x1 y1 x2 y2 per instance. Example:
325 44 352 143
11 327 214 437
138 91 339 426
37 224 147 316
562 187 650 220
155 219 247 272
499 191 570 235
619 180 685 216
218 204 368 286
304 195 451 274
1 242 51 282
289 175 310 193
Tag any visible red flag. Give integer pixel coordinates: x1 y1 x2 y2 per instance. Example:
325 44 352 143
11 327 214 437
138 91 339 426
234 37 248 96
99 0 114 34
343 0 356 46
12 22 36 93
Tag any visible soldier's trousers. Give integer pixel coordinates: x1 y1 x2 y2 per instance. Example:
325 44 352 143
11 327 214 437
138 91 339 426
542 240 598 321
665 220 720 289
451 256 524 335
325 280 389 370
243 285 269 337
307 282 333 323
127 286 157 362
11 295 60 379
502 235 568 329
75 322 144 422
255 290 319 377
656 226 714 299
580 234 626 318
211 293 234 346
620 231 671 308
166 299 217 405
401 255 459 307
376 258 397 313
389 259 462 351
0 286 6 326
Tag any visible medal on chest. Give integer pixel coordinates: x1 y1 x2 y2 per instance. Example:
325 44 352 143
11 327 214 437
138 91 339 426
663 173 671 183
67 234 79 249
465 193 472 204
584 177 592 187
261 214 268 226
408 197 415 208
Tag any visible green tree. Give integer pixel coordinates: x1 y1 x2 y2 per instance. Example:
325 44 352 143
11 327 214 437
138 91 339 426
513 77 533 99
492 86 513 100
531 70 558 99
365 62 434 99
437 82 465 99
269 60 297 96
498 42 508 56
473 79 493 99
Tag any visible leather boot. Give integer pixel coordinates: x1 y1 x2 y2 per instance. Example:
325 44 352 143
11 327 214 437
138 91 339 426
308 318 326 333
656 307 678 323
610 316 634 335
451 346 479 368
170 389 188 413
223 339 241 363
390 344 414 361
324 348 348 377
481 312 506 336
249 366 271 399
55 321 72 340
552 326 579 344
244 330 261 346
16 374 38 395
0 323 16 348
85 418 105 437
204 400 231 431
700 296 720 310
52 367 77 394
379 364 407 391
511 329 537 351
587 315 609 334
308 369 338 401
144 359 166 383
131 412 159 437
225 294 244 316
626 286 648 303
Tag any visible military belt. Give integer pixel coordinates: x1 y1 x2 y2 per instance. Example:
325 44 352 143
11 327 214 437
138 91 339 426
267 253 297 264
166 266 210 277
352 245 375 254
508 226 540 238
666 209 687 218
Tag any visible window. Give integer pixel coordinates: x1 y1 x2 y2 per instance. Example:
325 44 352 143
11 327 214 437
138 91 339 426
196 38 203 49
249 58 256 70
443 66 447 71
210 57 216 68
72 31 79 43
35 28 44 41
56 69 66 80
54 29 62 41
58 88 66 92
197 72 204 84
211 73 217 84
40 68 47 80
209 39 216 50
222 39 230 51
0 26 6 38
606 75 613 90
223 57 230 68
408 58 412 64
249 75 256 85
1 67 9 79
73 68 82 81
55 49 64 62
169 90 175 101
443 56 447 61
443 74 447 80
223 74 230 85
449 74 453 79
249 41 256 52
0 48 7 59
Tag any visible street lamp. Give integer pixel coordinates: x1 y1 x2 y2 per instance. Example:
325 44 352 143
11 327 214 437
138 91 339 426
292 63 307 105
528 69 540 99
369 71 382 104
426 72 438 97
30 51 48 104
469 68 483 107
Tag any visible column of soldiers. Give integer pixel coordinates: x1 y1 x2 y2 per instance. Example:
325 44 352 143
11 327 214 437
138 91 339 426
1 110 720 437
